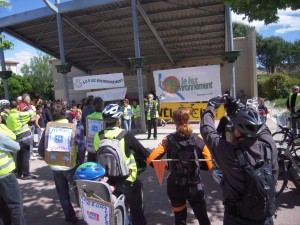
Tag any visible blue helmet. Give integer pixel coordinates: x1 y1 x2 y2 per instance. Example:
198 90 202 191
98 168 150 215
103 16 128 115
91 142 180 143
75 162 106 180
102 104 123 122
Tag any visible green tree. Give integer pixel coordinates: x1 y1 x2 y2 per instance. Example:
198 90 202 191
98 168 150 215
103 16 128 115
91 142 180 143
0 74 32 100
233 22 251 37
0 1 13 50
225 0 300 25
257 36 291 73
20 52 54 99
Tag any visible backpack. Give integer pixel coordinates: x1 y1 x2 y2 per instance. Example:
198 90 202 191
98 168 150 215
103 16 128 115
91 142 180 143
167 134 201 186
235 141 276 220
96 130 129 179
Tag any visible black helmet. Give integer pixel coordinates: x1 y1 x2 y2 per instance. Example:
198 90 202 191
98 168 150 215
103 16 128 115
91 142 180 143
231 108 263 137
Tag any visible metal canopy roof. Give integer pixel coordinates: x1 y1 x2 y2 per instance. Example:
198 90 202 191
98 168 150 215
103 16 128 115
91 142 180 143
0 0 225 74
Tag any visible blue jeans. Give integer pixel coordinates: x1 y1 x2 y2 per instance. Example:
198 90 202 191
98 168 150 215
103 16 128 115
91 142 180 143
122 119 132 132
0 173 26 225
52 168 78 222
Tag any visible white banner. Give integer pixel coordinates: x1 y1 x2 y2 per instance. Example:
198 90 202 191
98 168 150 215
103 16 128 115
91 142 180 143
73 73 124 90
153 65 221 102
87 87 127 102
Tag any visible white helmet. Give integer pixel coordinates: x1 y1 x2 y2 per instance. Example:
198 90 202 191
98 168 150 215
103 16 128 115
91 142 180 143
0 99 10 108
212 169 223 185
102 104 123 121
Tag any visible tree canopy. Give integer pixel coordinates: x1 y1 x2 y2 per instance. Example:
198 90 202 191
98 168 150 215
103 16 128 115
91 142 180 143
225 0 300 24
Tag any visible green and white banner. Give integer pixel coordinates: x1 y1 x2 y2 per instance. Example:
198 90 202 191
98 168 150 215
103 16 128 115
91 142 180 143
154 65 221 102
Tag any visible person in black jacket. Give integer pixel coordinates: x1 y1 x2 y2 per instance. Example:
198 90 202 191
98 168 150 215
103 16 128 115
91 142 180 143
200 97 278 225
147 107 212 225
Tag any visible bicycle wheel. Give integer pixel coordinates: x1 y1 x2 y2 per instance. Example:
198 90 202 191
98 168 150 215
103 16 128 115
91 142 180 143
272 131 290 150
115 205 124 225
284 145 300 174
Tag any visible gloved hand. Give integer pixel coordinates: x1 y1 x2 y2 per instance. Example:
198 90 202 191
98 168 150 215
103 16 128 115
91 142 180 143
207 96 224 109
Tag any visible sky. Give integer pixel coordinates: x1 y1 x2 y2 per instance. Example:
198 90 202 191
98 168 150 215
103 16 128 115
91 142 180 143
0 0 300 74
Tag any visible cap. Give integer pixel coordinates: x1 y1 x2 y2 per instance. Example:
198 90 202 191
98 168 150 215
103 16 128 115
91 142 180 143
17 96 22 101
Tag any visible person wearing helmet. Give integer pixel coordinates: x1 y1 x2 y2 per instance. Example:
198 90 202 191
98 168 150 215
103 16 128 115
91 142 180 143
93 103 149 225
0 99 10 125
286 85 300 133
200 96 278 225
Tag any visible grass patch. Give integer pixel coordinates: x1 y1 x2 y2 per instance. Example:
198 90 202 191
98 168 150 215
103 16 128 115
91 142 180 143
273 98 287 108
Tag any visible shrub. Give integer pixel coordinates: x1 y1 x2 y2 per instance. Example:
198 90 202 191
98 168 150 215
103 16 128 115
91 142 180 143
264 73 290 100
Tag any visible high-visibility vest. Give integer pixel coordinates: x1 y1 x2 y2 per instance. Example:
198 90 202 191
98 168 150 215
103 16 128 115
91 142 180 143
0 126 17 176
145 100 159 120
6 109 35 135
132 105 141 118
289 93 300 112
94 127 137 182
122 105 133 120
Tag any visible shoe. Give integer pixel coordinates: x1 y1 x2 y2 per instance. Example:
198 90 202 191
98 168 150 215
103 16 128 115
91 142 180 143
22 175 37 180
154 137 157 140
147 137 150 139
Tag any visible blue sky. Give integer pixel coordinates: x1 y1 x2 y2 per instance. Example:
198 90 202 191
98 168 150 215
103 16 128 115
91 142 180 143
1 0 300 73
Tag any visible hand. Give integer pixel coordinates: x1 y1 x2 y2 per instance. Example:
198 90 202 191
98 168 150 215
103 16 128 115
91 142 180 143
207 96 224 109
224 97 240 114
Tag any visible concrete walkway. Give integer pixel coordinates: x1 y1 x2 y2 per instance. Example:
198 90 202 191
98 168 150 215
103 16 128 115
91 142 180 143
18 118 300 225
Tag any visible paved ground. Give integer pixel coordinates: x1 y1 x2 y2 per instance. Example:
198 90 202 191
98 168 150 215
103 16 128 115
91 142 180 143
18 117 300 225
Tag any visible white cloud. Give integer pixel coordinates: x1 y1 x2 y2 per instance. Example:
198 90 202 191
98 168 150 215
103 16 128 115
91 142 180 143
232 8 300 34
7 50 37 74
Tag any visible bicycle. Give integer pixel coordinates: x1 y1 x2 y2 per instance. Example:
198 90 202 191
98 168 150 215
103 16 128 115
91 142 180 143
272 114 300 196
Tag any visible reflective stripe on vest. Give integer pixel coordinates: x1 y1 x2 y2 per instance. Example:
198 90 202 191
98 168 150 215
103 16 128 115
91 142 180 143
0 152 15 176
96 128 137 182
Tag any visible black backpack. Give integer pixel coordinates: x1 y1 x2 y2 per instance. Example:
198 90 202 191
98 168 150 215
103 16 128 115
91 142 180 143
167 134 201 186
235 141 277 220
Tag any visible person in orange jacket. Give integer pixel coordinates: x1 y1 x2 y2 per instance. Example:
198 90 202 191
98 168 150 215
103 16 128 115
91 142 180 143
147 107 212 225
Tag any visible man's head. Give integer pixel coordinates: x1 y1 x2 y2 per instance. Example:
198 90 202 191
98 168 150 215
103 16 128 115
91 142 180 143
93 97 104 112
102 104 123 127
22 94 31 104
147 94 154 102
36 105 43 114
50 104 67 121
86 95 94 106
230 108 264 138
10 101 18 109
0 99 10 112
292 85 299 94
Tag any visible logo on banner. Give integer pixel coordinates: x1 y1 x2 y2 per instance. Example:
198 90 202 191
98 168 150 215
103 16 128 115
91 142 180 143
159 74 185 100
87 211 100 221
74 79 83 89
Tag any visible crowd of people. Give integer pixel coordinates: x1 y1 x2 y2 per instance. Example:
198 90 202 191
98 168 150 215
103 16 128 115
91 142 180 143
0 87 296 225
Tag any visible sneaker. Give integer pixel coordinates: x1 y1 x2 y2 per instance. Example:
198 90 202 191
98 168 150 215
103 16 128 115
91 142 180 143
22 175 37 180
154 137 157 140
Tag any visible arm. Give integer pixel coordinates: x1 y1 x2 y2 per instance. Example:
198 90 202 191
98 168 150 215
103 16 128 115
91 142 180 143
35 115 41 129
75 127 86 164
146 137 168 167
196 134 213 170
0 133 20 153
124 132 150 160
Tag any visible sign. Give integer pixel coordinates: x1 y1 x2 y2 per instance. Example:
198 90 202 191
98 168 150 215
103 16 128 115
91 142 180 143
87 87 127 101
159 102 225 120
86 119 104 139
44 122 77 167
80 194 114 225
73 73 124 91
154 65 221 102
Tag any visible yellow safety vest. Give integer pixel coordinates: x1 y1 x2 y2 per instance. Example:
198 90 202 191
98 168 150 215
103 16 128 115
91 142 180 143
132 105 141 118
6 109 35 135
0 126 17 176
145 100 159 120
94 127 137 182
289 93 300 112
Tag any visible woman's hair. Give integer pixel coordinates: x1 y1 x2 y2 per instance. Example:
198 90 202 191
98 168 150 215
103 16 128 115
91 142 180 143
50 104 67 121
173 107 193 138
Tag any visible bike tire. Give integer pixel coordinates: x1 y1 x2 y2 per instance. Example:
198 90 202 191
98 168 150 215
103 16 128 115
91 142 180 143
115 205 125 225
272 131 291 149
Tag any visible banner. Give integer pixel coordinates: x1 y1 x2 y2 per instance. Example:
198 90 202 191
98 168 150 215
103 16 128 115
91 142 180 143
87 87 127 102
154 65 221 102
159 102 225 121
73 73 124 91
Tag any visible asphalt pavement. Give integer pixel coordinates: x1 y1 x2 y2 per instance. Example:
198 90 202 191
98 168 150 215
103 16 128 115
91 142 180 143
18 118 300 225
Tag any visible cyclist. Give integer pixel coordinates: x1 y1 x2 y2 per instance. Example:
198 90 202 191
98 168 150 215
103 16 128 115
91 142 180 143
286 85 300 133
0 99 10 124
147 107 212 225
93 104 149 225
200 96 278 225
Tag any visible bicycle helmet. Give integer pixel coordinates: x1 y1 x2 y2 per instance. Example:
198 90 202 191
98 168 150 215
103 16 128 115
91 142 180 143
0 99 10 108
212 169 223 185
102 104 123 122
231 108 264 137
75 162 106 180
